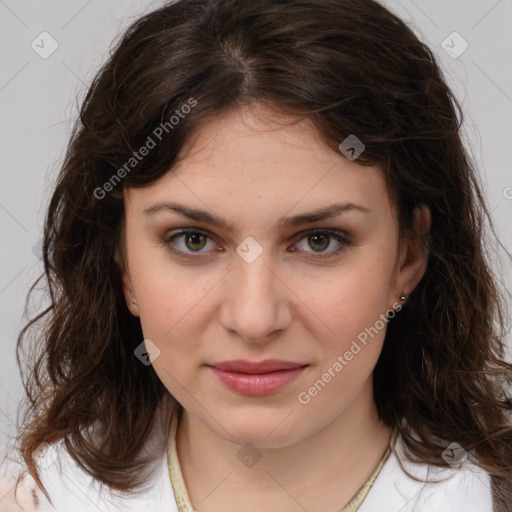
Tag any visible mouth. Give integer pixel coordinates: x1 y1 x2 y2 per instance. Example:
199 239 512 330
207 359 309 395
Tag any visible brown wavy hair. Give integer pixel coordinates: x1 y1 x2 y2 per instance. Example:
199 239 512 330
10 0 512 509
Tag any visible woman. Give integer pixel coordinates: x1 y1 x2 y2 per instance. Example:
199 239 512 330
2 0 511 510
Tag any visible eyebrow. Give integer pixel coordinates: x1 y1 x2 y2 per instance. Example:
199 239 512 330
143 201 370 231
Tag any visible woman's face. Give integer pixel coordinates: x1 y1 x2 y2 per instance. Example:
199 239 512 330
119 104 428 447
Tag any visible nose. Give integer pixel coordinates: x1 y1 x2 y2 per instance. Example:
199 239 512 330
219 251 293 343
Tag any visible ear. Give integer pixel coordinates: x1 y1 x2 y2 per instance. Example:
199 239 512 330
395 204 431 303
114 243 140 317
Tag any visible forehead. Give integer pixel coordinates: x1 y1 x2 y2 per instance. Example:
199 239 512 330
124 105 393 224
174 104 342 176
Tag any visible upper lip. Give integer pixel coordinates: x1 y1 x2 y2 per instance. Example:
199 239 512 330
209 359 307 374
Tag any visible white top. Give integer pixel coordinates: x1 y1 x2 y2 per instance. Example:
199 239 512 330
1 416 494 512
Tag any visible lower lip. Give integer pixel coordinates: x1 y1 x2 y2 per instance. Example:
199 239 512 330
208 366 308 395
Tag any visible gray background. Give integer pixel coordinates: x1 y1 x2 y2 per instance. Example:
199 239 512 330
1 0 511 459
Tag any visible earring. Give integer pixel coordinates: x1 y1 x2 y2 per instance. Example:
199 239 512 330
399 293 406 301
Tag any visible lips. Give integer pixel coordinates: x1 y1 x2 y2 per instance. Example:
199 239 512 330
207 359 308 395
210 359 306 373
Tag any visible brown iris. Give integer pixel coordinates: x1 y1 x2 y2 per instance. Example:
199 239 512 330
308 233 330 252
185 232 208 251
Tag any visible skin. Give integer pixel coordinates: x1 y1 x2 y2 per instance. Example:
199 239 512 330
117 104 430 511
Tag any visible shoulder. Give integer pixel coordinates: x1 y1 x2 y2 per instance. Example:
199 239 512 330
0 436 178 512
359 433 494 512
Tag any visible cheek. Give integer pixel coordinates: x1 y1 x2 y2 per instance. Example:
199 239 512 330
300 281 390 412
136 269 209 346
294 254 396 406
303 259 395 344
126 234 206 323
133 264 211 405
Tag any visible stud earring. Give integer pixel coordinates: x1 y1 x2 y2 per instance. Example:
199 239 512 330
399 293 406 301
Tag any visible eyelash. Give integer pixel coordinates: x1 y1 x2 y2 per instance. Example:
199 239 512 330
163 228 351 261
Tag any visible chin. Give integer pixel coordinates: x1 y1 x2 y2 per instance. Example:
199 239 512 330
212 404 309 449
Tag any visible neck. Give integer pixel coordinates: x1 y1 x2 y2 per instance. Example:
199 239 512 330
176 379 393 512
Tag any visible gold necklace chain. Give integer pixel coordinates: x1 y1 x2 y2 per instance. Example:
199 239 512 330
167 410 394 512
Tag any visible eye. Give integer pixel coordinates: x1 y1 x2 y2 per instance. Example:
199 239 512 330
291 229 351 259
164 229 220 259
163 228 351 261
